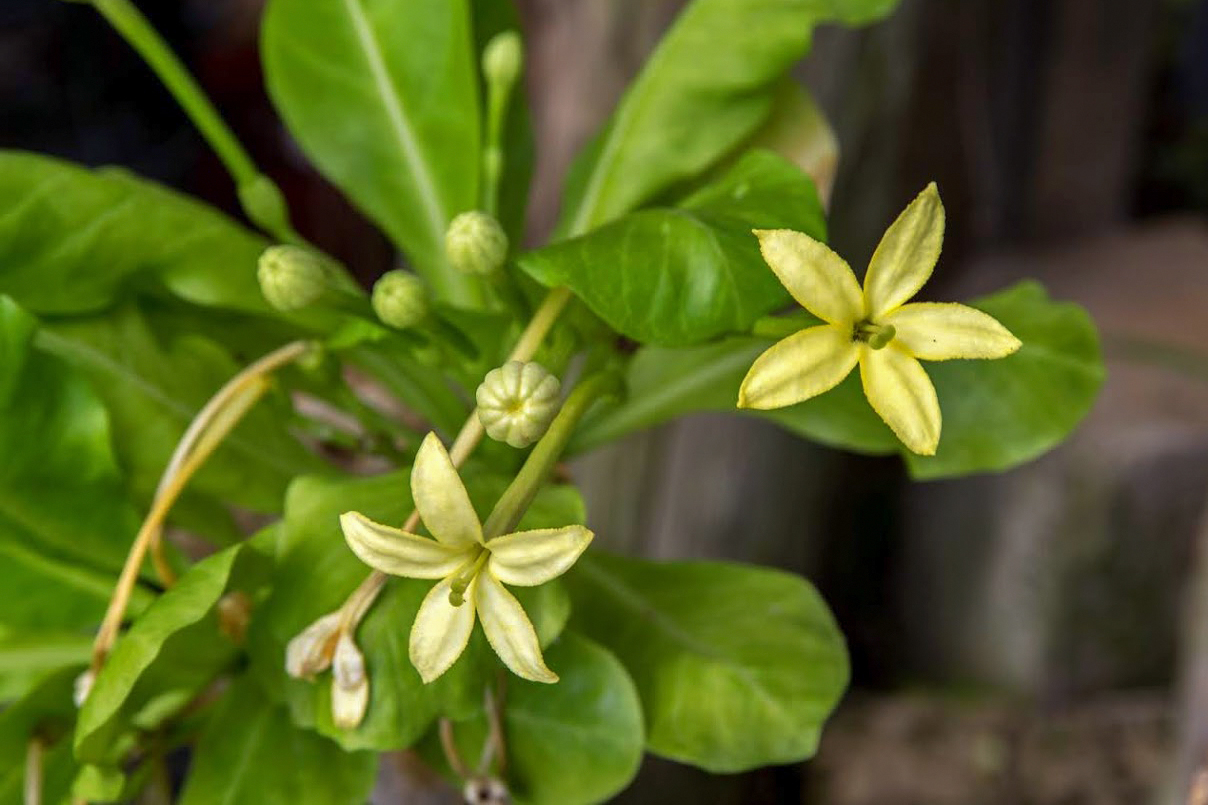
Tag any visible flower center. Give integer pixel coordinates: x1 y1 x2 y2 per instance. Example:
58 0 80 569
853 320 896 350
448 547 490 607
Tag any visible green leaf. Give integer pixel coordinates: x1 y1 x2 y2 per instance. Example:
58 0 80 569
262 0 486 306
247 466 587 751
0 151 273 317
572 331 898 455
74 544 254 762
0 670 80 805
178 677 377 805
522 150 826 346
574 282 1103 477
0 631 92 702
417 633 644 805
566 552 848 773
906 280 1104 477
38 302 328 513
556 0 899 237
0 296 139 574
742 79 839 205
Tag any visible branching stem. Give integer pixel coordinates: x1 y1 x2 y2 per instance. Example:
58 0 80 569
338 286 574 629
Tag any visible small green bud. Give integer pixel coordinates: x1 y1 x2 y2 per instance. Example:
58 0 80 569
477 361 561 448
371 271 428 329
482 31 523 89
445 211 508 276
238 174 293 238
258 245 331 311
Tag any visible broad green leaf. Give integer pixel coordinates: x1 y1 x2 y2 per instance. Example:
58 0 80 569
574 282 1103 478
0 670 80 805
262 0 486 306
178 677 377 805
522 151 826 346
38 302 328 513
0 296 138 573
74 545 255 761
566 552 848 773
0 631 91 702
0 151 273 316
906 281 1104 477
247 466 586 751
0 539 151 633
417 633 644 805
556 0 899 237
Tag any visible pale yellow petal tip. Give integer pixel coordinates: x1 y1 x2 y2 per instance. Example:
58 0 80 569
905 438 939 457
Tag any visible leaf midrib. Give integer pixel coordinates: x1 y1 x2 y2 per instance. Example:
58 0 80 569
340 0 447 245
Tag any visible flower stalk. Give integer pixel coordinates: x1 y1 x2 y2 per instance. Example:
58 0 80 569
74 0 303 245
329 287 574 644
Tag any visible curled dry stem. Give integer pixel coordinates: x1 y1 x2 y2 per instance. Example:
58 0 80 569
88 341 313 677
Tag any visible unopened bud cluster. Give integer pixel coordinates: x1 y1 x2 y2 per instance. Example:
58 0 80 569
476 361 560 448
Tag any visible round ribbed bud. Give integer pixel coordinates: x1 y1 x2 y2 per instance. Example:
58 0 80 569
482 31 523 88
371 271 428 329
463 777 510 805
476 361 560 448
258 245 330 311
445 211 508 276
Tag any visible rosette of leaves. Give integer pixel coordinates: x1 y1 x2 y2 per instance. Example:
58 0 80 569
0 0 1101 802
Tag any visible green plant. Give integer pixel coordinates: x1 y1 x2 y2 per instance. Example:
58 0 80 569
0 0 1103 802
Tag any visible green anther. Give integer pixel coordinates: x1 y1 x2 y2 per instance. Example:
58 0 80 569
867 324 896 350
446 549 489 607
853 321 896 350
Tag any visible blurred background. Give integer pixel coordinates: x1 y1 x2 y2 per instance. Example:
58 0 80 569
3 0 1208 802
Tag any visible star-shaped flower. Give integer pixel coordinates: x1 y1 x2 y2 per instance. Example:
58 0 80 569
340 433 592 683
737 183 1021 455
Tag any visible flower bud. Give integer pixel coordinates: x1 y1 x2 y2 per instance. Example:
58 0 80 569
482 31 523 89
73 669 95 708
476 361 560 448
258 245 332 311
371 270 428 329
464 777 510 805
285 611 343 679
331 632 369 729
238 174 292 239
445 211 508 276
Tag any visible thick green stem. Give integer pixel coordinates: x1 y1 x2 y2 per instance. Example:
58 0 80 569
481 370 622 539
81 0 301 244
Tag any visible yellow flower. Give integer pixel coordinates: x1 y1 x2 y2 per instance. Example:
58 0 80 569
737 183 1021 455
340 433 592 684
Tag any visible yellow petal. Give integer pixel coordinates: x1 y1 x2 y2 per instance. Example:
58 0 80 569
859 346 941 455
340 511 469 579
737 324 859 410
411 432 482 547
409 575 478 683
753 229 863 324
476 572 557 683
862 182 944 317
485 525 593 587
884 302 1021 361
